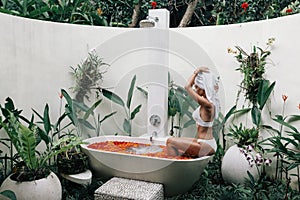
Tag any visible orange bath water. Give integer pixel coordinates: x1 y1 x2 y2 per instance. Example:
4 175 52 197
87 141 193 160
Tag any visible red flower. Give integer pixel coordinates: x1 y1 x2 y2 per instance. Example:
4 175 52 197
151 1 157 9
298 104 300 110
286 8 293 13
282 95 288 102
59 92 63 99
241 2 249 11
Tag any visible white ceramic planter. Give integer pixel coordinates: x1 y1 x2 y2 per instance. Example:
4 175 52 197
0 172 62 200
221 145 259 184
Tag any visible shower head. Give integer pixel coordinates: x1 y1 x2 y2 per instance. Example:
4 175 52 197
139 19 155 28
139 16 159 28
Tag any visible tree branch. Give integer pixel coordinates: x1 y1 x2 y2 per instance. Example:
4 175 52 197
178 0 199 27
128 0 142 28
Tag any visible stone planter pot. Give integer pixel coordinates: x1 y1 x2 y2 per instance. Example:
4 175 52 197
221 144 259 184
0 171 62 200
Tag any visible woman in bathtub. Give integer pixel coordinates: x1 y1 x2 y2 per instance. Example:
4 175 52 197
166 67 220 157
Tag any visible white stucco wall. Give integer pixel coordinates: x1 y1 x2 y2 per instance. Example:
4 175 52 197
1 13 300 138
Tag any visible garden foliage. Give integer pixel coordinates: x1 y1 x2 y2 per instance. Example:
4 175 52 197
0 0 298 27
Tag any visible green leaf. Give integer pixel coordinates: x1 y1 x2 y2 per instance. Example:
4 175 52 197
43 104 51 134
4 97 15 111
102 89 124 107
0 190 17 200
136 86 148 98
29 5 50 18
61 89 73 108
123 119 131 135
130 104 141 120
19 124 37 169
287 115 300 124
100 111 117 123
83 99 102 120
273 117 298 133
251 106 261 127
73 101 90 112
61 89 78 125
133 0 140 5
36 126 50 145
183 119 195 128
257 80 275 110
78 118 95 130
127 75 136 109
234 108 251 115
221 105 236 126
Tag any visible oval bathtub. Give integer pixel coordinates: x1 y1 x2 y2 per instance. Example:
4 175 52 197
81 135 211 196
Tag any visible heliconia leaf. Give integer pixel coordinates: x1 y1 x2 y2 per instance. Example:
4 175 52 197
136 86 148 98
257 80 276 110
73 100 89 112
130 104 141 120
36 126 50 145
61 89 77 124
61 89 73 108
123 119 131 135
127 75 136 109
287 115 300 124
221 105 236 126
251 106 261 127
83 99 102 120
102 89 124 107
183 119 195 128
273 117 298 133
43 104 51 134
78 118 95 130
100 111 117 123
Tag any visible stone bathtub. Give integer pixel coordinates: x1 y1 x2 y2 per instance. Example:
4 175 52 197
81 135 211 196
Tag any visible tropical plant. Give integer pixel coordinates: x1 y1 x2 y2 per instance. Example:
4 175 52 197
56 132 88 174
0 109 77 182
0 89 107 182
168 78 197 137
70 51 109 103
61 88 116 138
0 0 297 27
100 75 142 136
227 123 259 147
221 39 277 187
263 95 300 189
227 38 276 128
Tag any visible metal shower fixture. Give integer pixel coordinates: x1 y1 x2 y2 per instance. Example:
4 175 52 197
139 16 159 28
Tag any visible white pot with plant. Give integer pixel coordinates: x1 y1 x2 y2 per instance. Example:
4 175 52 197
222 38 275 184
222 124 261 184
0 97 84 200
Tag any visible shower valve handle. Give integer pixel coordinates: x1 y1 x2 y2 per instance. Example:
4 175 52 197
149 115 161 127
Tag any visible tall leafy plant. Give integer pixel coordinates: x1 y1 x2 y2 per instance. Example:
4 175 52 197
71 51 109 103
60 88 116 137
0 109 78 181
100 75 141 136
263 96 300 186
168 79 197 137
228 38 276 128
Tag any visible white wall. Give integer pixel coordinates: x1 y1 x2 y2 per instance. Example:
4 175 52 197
1 13 300 138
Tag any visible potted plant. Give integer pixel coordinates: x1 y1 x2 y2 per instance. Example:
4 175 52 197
56 133 89 175
56 88 116 174
0 98 84 200
222 39 276 184
221 123 261 184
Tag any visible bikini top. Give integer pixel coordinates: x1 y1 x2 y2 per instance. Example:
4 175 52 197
192 106 214 127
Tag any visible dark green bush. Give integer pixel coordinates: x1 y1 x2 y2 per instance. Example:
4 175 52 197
0 0 298 27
